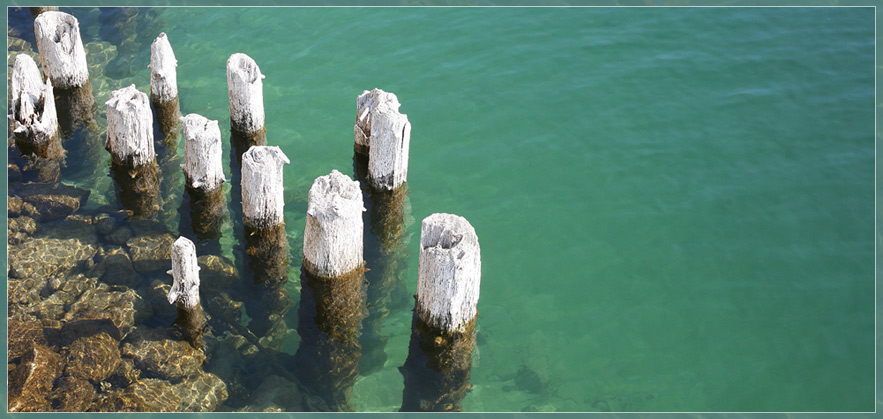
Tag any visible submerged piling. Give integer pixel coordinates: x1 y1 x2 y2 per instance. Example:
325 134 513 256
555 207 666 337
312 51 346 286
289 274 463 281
150 32 180 146
227 53 266 159
400 213 481 412
294 170 366 411
240 145 291 349
353 89 413 374
10 54 63 182
167 236 205 349
106 85 160 217
354 88 411 191
34 11 96 131
181 113 226 240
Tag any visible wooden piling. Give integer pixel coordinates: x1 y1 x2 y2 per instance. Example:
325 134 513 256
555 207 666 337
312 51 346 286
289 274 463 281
240 145 291 349
167 236 205 349
241 145 289 230
10 54 63 182
181 113 227 240
150 32 180 146
106 84 160 217
353 88 411 191
33 11 88 90
400 213 481 412
303 170 365 278
295 170 366 410
34 10 96 132
227 53 266 159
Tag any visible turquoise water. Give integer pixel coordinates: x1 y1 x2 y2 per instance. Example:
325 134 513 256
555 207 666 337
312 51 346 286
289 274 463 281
7 7 875 412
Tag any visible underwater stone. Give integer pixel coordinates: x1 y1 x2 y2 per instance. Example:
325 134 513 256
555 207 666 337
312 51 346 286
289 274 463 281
8 215 37 244
63 285 144 340
145 279 176 322
8 238 98 279
127 233 175 273
34 11 89 89
241 146 290 229
95 372 227 412
235 375 304 412
121 328 206 381
107 357 141 388
49 376 97 412
197 254 239 291
8 345 63 412
417 213 482 334
226 53 265 135
100 247 139 288
8 318 48 362
24 194 81 221
8 163 22 183
65 332 121 383
303 170 365 278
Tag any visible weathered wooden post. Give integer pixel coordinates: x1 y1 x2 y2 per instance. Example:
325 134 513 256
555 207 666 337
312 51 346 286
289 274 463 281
294 170 366 411
353 88 413 374
227 53 266 160
181 113 226 240
10 54 63 183
33 11 96 131
354 88 411 191
240 145 291 349
400 213 481 412
167 236 205 349
105 84 160 217
150 32 180 147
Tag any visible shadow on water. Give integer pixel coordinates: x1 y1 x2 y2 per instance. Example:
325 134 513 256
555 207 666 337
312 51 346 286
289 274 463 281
352 151 413 376
291 266 367 412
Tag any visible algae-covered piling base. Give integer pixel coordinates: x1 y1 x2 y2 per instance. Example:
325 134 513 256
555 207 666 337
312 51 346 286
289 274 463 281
400 314 476 412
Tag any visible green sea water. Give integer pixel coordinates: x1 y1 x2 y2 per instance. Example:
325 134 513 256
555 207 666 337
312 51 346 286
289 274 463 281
6 6 875 412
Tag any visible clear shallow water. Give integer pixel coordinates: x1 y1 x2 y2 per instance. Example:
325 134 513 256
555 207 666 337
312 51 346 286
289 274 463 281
6 6 874 412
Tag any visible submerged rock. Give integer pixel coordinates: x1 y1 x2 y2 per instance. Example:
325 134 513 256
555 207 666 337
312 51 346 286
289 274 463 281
65 332 122 383
8 345 63 412
8 215 37 244
198 254 239 291
100 246 140 288
8 238 98 279
49 376 97 412
12 183 91 222
127 234 175 273
8 318 48 362
121 328 206 381
234 375 304 412
63 284 145 340
93 372 227 412
107 357 141 388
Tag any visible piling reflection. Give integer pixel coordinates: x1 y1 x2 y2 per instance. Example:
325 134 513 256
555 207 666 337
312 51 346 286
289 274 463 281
400 315 476 412
293 266 367 411
353 151 411 374
243 223 292 350
110 162 160 218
